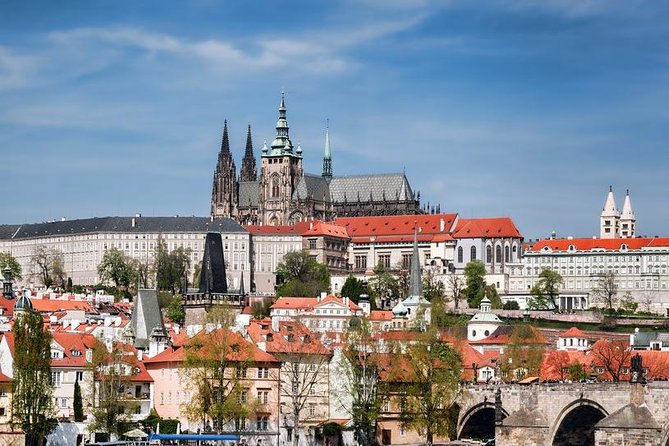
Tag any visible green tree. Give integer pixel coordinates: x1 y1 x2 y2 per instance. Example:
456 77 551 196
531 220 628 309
276 251 330 297
155 238 192 294
89 339 136 439
73 379 84 422
340 276 367 303
529 268 563 311
11 309 56 446
592 271 618 312
422 270 445 302
368 263 398 306
503 300 520 310
251 300 272 319
463 261 486 308
97 248 137 290
341 319 386 446
166 296 186 326
30 246 65 288
619 292 638 314
567 363 588 382
0 251 22 281
398 327 462 443
182 328 257 432
484 284 503 309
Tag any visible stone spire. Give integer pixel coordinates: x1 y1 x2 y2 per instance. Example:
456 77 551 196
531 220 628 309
210 120 238 219
620 189 636 238
409 223 422 297
270 91 293 154
322 120 332 179
240 125 257 182
600 185 620 239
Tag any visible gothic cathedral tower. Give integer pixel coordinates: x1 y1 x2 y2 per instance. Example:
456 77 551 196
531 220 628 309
210 121 239 219
258 93 303 225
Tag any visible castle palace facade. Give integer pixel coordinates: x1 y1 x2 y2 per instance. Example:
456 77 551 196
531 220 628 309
210 94 423 225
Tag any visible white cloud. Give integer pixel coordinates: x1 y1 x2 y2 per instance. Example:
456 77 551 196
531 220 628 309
0 46 40 90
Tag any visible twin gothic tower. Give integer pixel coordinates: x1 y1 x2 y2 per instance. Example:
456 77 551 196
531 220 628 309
211 94 421 226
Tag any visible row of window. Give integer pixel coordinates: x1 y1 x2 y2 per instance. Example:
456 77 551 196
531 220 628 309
457 245 518 264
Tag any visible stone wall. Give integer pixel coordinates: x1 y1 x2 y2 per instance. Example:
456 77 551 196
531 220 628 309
595 428 661 446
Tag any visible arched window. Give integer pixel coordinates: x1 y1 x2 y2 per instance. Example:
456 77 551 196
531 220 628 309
470 246 477 261
504 246 510 263
486 246 492 263
271 175 280 198
495 245 502 263
457 247 463 263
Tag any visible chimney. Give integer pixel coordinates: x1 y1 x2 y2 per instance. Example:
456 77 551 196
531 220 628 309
440 218 445 232
320 292 326 302
131 217 137 228
272 316 280 332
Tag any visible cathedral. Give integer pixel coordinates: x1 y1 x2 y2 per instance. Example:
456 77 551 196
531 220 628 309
210 94 422 226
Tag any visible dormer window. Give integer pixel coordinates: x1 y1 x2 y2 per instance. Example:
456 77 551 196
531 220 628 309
287 334 295 342
70 349 81 357
266 334 273 342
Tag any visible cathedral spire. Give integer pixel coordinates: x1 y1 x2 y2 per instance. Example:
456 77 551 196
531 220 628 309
240 125 257 182
409 223 422 297
219 120 231 158
322 120 332 179
271 91 293 154
600 185 620 239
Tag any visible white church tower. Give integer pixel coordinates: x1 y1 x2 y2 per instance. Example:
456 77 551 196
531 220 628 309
619 189 636 238
600 186 620 239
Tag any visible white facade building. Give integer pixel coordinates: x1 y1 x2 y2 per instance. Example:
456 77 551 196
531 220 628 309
0 216 250 290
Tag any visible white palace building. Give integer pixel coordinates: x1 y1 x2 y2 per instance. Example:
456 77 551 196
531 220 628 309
507 188 669 314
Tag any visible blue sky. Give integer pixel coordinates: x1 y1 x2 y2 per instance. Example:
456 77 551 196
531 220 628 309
2 0 669 239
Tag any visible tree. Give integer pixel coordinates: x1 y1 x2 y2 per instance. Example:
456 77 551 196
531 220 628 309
182 328 258 433
619 292 638 314
30 246 65 288
529 268 563 311
155 239 193 294
340 319 385 446
367 263 398 308
89 339 137 439
166 296 185 326
133 258 153 289
447 274 465 310
503 300 520 310
592 271 618 312
463 261 486 308
251 300 272 319
567 363 588 382
484 284 503 309
97 248 137 290
589 339 632 382
276 251 330 297
340 276 367 303
274 323 331 446
430 296 450 328
11 309 57 446
422 270 445 302
543 350 571 381
73 379 84 422
500 325 546 381
398 327 462 444
0 251 22 281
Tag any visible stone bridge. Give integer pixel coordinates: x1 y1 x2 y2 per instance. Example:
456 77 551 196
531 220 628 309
456 381 669 446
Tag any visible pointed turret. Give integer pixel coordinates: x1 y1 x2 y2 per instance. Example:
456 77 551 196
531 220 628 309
408 224 422 297
220 120 231 158
322 120 332 180
211 120 238 219
240 125 257 182
600 186 620 239
620 189 636 238
270 91 293 154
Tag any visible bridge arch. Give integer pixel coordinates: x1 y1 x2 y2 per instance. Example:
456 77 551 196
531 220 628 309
550 399 608 446
457 402 508 440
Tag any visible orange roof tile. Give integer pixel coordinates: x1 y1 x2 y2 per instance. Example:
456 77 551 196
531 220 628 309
247 320 331 356
560 327 587 338
452 217 522 239
301 221 349 238
334 214 457 243
31 299 94 313
370 310 392 321
528 237 669 252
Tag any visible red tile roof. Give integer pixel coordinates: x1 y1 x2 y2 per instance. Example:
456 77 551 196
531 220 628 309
271 295 360 312
335 214 457 243
528 237 669 252
31 299 94 313
452 217 522 239
0 371 11 383
301 221 349 238
50 332 96 368
560 327 587 338
370 310 392 321
247 320 331 356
